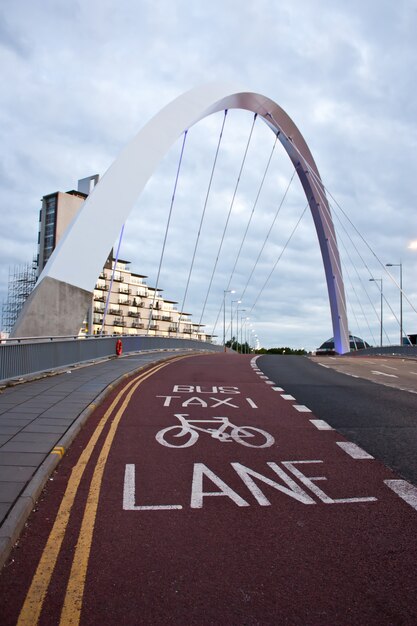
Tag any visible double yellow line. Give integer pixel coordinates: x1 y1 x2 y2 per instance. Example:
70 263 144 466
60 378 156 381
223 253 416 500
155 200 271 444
18 356 189 626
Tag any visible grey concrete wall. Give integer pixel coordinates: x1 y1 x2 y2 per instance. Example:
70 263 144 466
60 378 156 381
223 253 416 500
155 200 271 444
11 277 92 338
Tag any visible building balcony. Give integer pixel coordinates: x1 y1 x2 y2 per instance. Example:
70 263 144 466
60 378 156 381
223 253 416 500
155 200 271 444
94 306 105 313
151 314 162 321
113 318 124 326
94 295 106 302
119 287 131 295
131 322 144 329
127 311 140 318
93 316 103 324
119 299 131 306
113 275 124 282
162 316 173 322
168 326 178 333
95 283 109 291
149 324 159 331
109 308 122 315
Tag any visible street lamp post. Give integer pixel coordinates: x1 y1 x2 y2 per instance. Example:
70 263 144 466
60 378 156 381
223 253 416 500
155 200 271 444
241 316 249 353
386 262 403 346
369 278 383 347
237 308 245 353
231 299 241 352
223 290 235 351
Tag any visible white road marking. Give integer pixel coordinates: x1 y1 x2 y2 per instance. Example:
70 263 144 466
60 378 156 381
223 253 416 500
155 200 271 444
409 371 417 375
265 381 275 385
371 370 398 378
283 460 377 504
191 463 250 508
272 387 284 392
380 364 398 371
310 419 333 430
384 479 417 511
336 442 374 459
259 375 269 379
293 405 312 413
246 398 258 409
318 363 329 369
123 465 182 510
281 394 296 401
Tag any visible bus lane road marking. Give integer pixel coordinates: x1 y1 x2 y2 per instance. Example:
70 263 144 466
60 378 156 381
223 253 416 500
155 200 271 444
121 377 382 514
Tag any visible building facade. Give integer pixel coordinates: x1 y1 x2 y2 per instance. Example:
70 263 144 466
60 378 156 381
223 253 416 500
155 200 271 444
91 256 210 340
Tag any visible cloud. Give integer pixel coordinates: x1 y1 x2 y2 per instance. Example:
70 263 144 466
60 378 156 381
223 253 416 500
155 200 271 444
1 0 416 350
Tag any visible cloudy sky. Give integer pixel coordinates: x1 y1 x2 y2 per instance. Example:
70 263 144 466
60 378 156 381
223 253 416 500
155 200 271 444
1 0 416 350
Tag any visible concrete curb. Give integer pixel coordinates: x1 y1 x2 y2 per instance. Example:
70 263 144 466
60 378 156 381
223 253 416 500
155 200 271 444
0 354 174 569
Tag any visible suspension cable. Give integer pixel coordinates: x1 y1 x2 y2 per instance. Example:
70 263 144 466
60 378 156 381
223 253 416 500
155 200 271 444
101 223 125 335
240 169 296 303
308 170 399 343
248 203 309 316
212 145 296 335
147 130 188 333
269 114 417 322
198 112 258 328
336 226 378 345
224 131 280 293
176 110 228 334
210 168 296 339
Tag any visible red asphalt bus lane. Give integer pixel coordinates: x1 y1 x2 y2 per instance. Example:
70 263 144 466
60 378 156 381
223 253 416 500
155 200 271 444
1 352 417 625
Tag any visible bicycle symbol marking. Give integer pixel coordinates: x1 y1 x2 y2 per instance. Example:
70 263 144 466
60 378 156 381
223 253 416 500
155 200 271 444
155 414 275 448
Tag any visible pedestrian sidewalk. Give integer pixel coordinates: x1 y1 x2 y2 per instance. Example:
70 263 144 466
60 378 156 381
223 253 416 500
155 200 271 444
0 350 182 568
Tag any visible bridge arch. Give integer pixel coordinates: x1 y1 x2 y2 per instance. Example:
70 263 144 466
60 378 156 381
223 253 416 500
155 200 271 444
13 83 349 353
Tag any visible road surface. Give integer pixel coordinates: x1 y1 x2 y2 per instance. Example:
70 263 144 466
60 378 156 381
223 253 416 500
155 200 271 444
0 353 416 625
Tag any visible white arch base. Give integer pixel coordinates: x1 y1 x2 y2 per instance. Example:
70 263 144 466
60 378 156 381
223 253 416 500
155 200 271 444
12 277 92 338
12 83 350 353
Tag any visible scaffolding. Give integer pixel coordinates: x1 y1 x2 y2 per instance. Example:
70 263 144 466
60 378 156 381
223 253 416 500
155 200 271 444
1 260 37 335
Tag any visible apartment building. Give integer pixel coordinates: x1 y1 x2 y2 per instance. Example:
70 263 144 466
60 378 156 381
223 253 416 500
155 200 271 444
92 255 210 340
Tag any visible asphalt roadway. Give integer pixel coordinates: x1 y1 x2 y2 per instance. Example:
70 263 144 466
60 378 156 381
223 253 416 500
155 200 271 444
258 354 417 485
0 352 416 625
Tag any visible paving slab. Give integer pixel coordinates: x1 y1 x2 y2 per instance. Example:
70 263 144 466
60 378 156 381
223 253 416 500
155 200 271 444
0 482 26 503
22 424 69 434
0 452 45 467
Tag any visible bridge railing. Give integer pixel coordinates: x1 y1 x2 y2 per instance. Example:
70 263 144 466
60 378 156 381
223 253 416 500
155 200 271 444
0 335 222 383
346 345 417 358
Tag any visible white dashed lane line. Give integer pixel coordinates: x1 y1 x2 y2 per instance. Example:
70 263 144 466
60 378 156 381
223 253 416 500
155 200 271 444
310 419 333 430
384 480 417 511
253 362 417 513
336 442 374 460
293 405 312 413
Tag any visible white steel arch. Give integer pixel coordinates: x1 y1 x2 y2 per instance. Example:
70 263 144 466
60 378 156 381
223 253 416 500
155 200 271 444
13 83 349 353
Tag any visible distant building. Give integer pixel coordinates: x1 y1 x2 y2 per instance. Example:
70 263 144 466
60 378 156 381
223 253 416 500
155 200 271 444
37 175 99 274
316 334 371 355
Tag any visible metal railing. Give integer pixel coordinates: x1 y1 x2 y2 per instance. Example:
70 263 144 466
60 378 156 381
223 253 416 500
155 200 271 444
0 335 222 383
346 344 417 358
